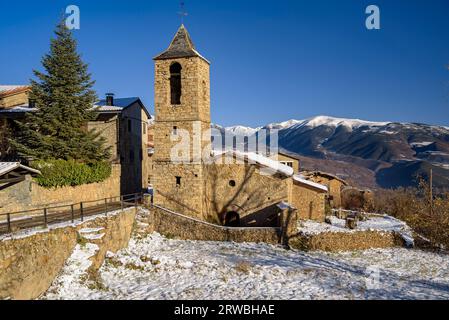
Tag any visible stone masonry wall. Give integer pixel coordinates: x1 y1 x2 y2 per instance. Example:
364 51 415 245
289 230 405 252
153 56 211 220
0 208 137 300
152 163 205 219
203 161 290 224
87 115 119 162
147 206 281 245
0 92 29 109
0 164 121 216
290 183 326 222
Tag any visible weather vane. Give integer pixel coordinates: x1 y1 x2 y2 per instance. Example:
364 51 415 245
178 1 188 24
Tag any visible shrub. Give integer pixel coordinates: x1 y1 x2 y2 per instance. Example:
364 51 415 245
374 181 449 249
32 159 112 188
235 261 252 274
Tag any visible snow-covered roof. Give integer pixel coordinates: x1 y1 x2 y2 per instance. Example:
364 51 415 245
293 174 328 192
0 162 41 177
302 171 348 186
0 85 30 97
0 99 141 115
92 105 124 113
212 150 294 177
0 105 34 113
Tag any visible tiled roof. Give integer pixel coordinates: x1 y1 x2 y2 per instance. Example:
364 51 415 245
0 85 30 97
0 162 41 177
96 97 140 108
154 24 209 63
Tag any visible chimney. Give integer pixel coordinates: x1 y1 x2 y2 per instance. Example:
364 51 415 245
106 93 114 106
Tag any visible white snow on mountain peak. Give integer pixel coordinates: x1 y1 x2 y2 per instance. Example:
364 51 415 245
224 125 261 136
301 116 390 130
223 116 391 135
266 119 303 130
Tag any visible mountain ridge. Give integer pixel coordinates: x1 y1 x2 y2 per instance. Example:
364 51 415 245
214 115 449 189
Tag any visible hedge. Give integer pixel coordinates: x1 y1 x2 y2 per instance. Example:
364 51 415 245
32 159 112 188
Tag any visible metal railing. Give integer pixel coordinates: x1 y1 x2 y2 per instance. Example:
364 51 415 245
0 192 144 236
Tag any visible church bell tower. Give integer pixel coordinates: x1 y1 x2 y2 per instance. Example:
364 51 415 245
152 24 211 217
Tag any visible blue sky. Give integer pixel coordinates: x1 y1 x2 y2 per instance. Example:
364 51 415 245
1 0 448 127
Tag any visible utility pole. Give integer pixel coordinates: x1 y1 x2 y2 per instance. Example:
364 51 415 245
430 168 433 216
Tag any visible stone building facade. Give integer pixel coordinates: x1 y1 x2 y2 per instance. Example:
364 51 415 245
0 86 30 109
271 151 301 174
302 171 348 208
151 24 329 226
152 25 211 217
0 89 150 195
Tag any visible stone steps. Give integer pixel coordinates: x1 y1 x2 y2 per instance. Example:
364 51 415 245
78 227 105 245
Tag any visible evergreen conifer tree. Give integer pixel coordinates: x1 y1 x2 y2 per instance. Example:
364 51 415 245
11 21 110 162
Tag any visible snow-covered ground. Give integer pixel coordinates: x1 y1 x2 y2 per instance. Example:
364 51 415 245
43 233 449 300
300 215 415 246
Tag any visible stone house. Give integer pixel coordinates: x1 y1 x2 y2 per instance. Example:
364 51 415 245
0 86 30 109
301 171 348 208
94 95 151 195
271 151 301 173
0 89 151 195
151 24 328 227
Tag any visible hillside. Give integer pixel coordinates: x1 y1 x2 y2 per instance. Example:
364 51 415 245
215 116 449 189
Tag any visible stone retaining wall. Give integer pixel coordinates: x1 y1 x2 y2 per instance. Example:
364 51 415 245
0 164 121 217
147 206 281 244
289 230 405 252
0 207 136 300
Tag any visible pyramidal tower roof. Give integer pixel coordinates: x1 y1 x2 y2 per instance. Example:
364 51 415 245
154 24 209 63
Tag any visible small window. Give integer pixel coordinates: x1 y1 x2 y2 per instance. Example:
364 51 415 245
176 176 182 186
128 119 132 133
281 161 293 168
143 124 147 135
229 180 236 187
172 126 178 135
29 99 36 108
170 63 182 105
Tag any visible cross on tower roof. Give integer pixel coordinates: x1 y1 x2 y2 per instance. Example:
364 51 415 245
153 24 210 64
178 1 188 24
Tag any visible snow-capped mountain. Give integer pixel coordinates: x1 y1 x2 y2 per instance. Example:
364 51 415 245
216 116 449 189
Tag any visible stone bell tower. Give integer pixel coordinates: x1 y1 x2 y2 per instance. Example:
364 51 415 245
152 24 211 218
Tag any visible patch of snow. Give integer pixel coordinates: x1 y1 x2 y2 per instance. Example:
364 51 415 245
82 233 105 241
43 232 449 300
79 228 105 234
212 150 294 177
224 125 261 136
378 130 397 135
293 175 328 192
300 216 414 246
265 119 303 130
410 141 434 148
299 116 390 131
424 151 449 156
43 243 99 300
